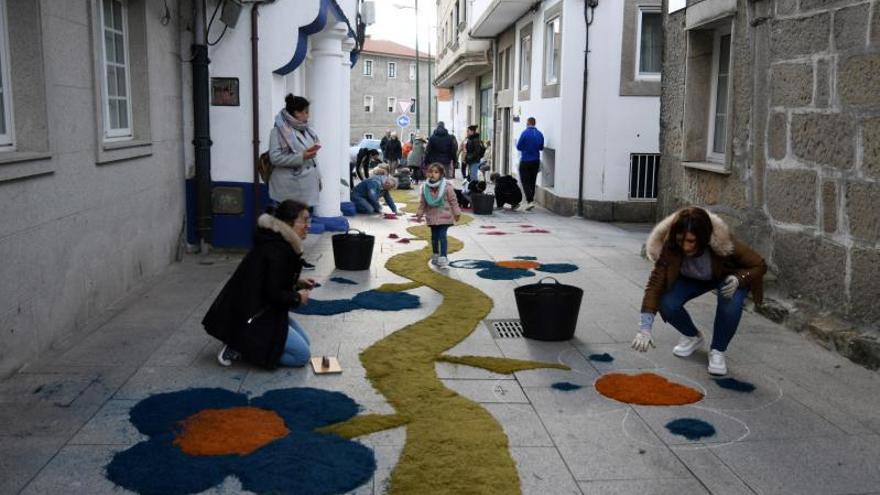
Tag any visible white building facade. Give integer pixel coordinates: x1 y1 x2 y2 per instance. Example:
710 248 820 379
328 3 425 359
440 0 662 220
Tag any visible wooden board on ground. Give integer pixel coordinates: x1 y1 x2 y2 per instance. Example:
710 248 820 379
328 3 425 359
310 356 342 374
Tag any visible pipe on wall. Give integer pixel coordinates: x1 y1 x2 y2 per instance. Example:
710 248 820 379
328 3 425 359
577 0 598 218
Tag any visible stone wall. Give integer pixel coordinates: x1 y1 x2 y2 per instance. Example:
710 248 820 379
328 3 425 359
659 0 880 329
0 0 186 377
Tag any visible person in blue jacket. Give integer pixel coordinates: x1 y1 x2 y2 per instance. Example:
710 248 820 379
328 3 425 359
515 117 545 211
351 175 399 215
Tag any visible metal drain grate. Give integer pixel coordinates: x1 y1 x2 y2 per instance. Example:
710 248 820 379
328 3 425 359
487 319 524 339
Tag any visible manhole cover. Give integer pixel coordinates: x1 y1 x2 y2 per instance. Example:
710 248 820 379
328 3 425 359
487 319 524 339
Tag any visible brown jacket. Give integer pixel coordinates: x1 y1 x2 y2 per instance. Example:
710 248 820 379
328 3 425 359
641 210 767 314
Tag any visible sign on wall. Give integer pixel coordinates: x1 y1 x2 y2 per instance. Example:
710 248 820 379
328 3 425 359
396 114 411 128
211 78 240 106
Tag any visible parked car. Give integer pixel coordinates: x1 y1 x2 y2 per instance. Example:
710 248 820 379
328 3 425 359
349 138 383 166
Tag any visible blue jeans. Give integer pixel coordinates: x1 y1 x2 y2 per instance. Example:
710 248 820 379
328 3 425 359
468 161 481 180
279 317 311 367
430 225 450 256
659 277 749 352
351 192 378 213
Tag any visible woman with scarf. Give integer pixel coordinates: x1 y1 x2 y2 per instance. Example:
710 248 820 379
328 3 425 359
415 163 461 268
268 94 321 210
268 94 320 269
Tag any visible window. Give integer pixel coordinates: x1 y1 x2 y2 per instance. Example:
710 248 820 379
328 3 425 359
409 98 416 113
409 63 416 80
544 16 561 86
455 2 460 27
388 62 396 78
100 0 133 140
707 29 731 161
363 59 373 76
387 97 396 113
629 153 660 200
364 133 374 139
0 0 14 149
637 10 662 77
519 31 532 92
681 20 734 172
619 0 662 97
498 47 511 90
364 95 374 112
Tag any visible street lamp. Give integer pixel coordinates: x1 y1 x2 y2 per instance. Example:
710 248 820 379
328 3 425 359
393 1 420 134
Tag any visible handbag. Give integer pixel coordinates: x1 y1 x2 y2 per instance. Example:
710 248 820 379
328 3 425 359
258 151 273 183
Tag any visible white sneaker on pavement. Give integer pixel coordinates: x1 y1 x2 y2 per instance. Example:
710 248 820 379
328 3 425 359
672 332 704 357
524 201 536 211
436 256 449 268
708 350 728 376
430 254 439 265
217 345 240 367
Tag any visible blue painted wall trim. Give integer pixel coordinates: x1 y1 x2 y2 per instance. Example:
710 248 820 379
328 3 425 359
186 180 271 249
274 0 357 76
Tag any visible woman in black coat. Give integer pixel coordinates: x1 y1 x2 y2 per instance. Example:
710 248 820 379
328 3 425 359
202 200 316 369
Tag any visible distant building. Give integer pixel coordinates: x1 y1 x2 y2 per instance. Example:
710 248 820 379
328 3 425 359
436 0 662 220
350 38 436 144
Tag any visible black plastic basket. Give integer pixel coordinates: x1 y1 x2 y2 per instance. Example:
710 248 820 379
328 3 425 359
514 277 583 341
471 193 494 215
331 229 374 271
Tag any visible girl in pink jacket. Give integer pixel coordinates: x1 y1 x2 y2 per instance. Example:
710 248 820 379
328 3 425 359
416 163 462 268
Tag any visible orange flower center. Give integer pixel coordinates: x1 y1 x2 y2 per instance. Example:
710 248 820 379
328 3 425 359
595 373 704 406
173 406 290 456
495 260 541 269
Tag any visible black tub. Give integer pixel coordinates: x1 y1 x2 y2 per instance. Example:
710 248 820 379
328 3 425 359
514 277 583 341
331 229 374 270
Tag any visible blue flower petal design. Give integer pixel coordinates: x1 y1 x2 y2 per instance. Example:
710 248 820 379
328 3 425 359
535 263 579 274
450 258 576 280
475 266 535 280
293 290 420 315
106 387 376 495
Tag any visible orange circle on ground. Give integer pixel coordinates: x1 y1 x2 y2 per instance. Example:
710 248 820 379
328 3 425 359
173 406 289 456
495 260 541 269
595 372 704 406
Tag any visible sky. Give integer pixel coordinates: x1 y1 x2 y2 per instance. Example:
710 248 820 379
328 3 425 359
365 0 438 55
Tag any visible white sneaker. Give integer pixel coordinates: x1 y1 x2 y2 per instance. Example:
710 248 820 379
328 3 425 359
672 332 704 357
436 256 449 268
217 345 240 367
430 254 439 265
524 201 536 211
708 350 727 376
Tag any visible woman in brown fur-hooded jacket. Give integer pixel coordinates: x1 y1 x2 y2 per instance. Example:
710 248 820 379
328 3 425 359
631 207 767 376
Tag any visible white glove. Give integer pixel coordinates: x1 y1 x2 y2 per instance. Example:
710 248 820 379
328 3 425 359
631 330 655 352
720 275 739 299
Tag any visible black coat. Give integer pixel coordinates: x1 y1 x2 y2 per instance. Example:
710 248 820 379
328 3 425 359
384 139 403 161
202 214 303 369
494 175 522 207
465 133 483 162
425 127 456 165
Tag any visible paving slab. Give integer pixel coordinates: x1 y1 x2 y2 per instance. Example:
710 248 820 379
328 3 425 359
511 447 582 495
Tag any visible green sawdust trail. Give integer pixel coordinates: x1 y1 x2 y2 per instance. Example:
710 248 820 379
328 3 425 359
438 355 570 374
322 213 560 494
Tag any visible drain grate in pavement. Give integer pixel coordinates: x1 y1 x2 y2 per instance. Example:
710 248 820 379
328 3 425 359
487 319 524 339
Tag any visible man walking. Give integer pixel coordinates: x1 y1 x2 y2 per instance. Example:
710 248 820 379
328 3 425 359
464 125 485 181
515 117 544 211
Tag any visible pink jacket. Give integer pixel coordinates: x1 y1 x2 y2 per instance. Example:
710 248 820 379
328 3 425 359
417 183 461 226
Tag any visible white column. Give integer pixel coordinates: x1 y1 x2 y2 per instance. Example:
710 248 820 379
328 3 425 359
341 36 355 200
307 22 348 217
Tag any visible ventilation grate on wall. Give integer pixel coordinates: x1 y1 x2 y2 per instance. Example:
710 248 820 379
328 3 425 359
629 153 660 200
487 319 524 339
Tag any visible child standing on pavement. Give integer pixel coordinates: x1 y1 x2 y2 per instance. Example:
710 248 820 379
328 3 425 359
416 163 461 268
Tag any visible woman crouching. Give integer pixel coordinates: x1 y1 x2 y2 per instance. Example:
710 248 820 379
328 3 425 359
632 207 767 376
202 200 316 368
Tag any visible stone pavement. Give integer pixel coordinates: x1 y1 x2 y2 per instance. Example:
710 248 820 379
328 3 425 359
2 202 880 495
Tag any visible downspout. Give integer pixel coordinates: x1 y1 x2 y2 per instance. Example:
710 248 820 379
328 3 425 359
192 0 213 248
251 3 261 225
577 0 598 218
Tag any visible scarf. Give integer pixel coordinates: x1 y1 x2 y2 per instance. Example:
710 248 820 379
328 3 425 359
274 109 314 152
423 178 446 207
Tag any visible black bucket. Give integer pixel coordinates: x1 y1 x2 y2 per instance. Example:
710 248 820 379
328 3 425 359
471 193 494 215
514 277 583 341
331 229 375 270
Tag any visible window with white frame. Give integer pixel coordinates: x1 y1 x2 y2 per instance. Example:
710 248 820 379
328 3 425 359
409 98 416 113
707 28 732 161
364 133 374 139
364 95 374 112
409 63 416 80
387 97 396 113
543 16 561 86
519 30 532 92
363 59 373 76
388 62 396 78
637 9 662 77
0 0 14 149
100 0 133 140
